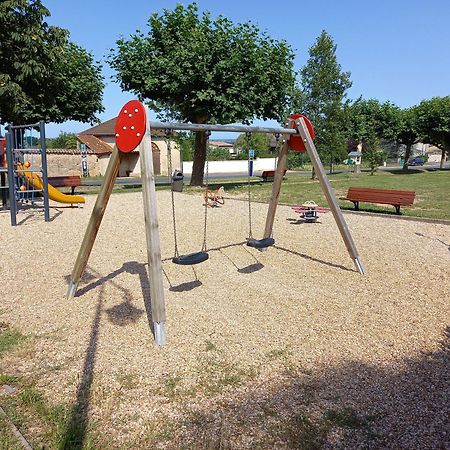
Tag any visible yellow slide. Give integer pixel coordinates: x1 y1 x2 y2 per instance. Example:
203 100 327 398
17 164 85 204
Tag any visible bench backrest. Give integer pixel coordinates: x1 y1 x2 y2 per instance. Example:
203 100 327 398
346 187 415 205
48 175 81 187
262 169 287 177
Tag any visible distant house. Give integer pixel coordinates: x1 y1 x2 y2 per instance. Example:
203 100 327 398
209 140 237 157
77 118 181 177
423 144 444 163
347 151 362 165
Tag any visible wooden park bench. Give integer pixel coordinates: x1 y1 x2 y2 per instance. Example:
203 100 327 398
340 187 416 215
260 169 287 182
48 175 82 195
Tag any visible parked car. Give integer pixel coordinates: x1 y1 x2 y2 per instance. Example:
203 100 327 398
407 157 425 166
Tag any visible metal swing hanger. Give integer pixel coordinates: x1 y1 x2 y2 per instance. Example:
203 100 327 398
245 131 275 250
166 129 210 266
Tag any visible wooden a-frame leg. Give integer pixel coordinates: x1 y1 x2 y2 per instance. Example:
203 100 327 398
297 118 365 275
139 119 167 347
67 146 122 299
263 137 291 240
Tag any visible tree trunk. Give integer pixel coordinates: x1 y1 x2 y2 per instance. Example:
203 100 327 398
440 146 447 169
402 143 413 170
190 130 208 186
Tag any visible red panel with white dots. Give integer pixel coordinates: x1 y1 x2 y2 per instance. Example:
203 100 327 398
115 100 147 153
288 114 315 153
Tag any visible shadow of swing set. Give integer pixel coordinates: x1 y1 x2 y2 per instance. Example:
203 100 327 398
66 101 365 346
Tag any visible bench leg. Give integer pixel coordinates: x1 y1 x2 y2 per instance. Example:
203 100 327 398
71 186 75 195
394 205 401 215
352 201 359 211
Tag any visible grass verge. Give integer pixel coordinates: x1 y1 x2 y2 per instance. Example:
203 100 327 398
220 169 450 220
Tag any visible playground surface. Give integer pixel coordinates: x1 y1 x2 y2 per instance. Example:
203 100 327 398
1 191 449 448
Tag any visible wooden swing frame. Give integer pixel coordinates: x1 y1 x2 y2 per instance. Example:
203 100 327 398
66 106 365 346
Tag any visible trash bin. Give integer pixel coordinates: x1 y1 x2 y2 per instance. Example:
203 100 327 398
172 170 184 192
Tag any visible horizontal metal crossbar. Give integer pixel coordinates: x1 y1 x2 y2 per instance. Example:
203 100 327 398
8 122 40 130
16 189 43 194
149 121 298 135
13 149 41 153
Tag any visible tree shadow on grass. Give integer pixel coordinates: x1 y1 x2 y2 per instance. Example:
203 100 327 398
386 168 426 175
60 263 156 448
59 281 104 449
168 327 450 449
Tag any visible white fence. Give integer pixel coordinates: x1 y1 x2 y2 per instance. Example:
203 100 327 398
182 157 277 175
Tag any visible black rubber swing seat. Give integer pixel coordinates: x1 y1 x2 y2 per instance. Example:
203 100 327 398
246 237 275 249
172 251 209 265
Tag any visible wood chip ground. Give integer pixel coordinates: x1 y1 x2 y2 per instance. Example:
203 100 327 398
0 191 449 449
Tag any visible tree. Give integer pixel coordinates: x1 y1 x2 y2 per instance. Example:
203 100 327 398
109 3 296 185
47 131 78 149
234 132 272 158
173 131 195 162
416 97 450 169
0 0 104 125
395 107 421 169
346 99 400 174
294 30 352 175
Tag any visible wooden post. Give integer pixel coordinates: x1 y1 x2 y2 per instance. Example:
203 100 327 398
263 128 291 239
297 118 365 274
67 146 122 298
140 112 166 346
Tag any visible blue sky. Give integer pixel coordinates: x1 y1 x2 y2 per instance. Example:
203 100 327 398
43 0 450 137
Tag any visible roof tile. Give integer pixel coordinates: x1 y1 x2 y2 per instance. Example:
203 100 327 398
77 135 113 155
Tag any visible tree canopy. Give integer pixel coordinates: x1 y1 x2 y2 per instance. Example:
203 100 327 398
294 30 352 171
109 2 296 184
416 96 450 169
345 99 399 174
47 131 78 149
394 107 422 169
0 0 104 125
234 132 272 158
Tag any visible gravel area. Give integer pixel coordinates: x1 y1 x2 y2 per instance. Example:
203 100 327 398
0 190 449 449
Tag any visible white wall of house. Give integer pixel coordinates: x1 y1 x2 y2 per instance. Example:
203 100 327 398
412 142 428 155
158 139 182 175
96 139 181 177
428 154 442 163
182 157 278 175
98 155 110 175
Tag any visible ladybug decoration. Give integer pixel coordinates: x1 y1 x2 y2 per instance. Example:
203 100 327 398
288 114 315 153
115 100 147 153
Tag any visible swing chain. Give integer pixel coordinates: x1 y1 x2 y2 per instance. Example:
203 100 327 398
246 131 253 239
165 129 179 257
202 130 211 252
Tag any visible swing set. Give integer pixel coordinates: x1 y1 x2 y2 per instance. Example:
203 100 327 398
66 100 365 346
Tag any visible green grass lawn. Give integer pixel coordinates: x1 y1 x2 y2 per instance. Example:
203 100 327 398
218 168 450 220
76 168 449 220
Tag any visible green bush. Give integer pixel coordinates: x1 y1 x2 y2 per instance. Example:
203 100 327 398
288 152 310 169
207 146 232 161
